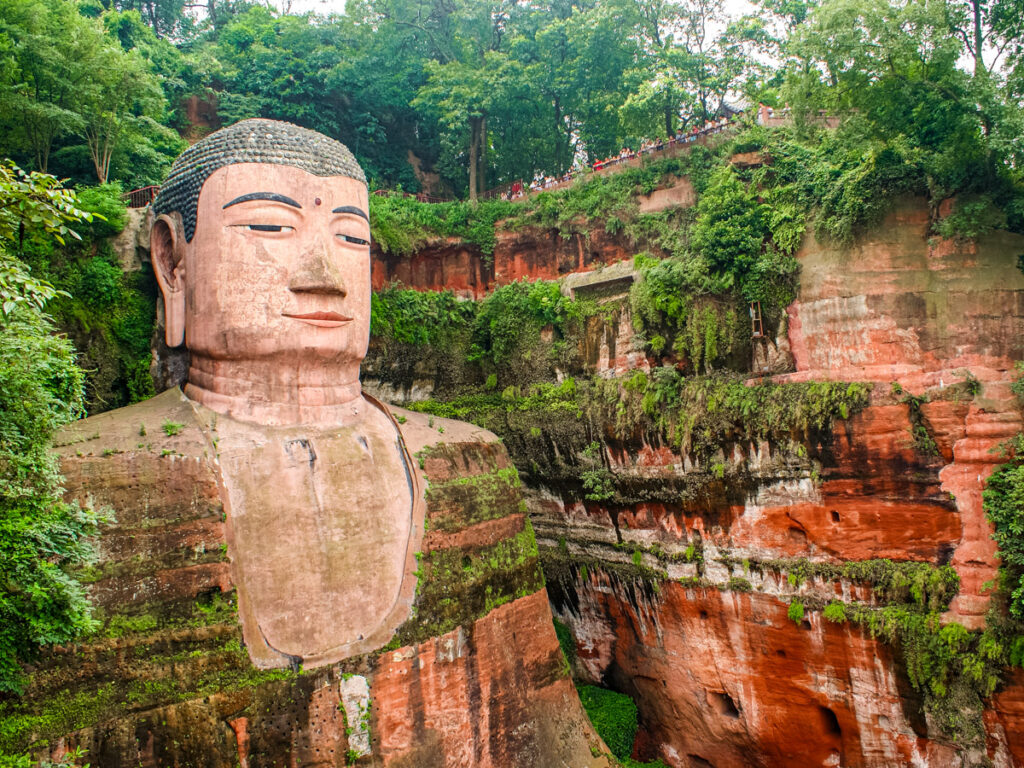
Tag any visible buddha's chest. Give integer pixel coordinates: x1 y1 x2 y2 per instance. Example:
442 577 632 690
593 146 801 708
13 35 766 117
211 417 417 666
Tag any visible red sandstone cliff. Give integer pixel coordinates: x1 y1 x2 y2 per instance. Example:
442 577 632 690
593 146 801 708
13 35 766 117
373 195 1024 766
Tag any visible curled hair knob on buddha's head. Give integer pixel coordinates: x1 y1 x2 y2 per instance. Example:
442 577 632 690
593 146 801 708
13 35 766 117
153 119 367 242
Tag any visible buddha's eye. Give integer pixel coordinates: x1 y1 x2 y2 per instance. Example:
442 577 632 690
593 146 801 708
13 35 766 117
338 234 369 246
246 224 293 233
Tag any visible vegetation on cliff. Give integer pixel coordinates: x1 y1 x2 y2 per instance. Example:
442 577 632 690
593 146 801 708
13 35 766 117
408 371 870 479
18 187 157 412
0 166 100 694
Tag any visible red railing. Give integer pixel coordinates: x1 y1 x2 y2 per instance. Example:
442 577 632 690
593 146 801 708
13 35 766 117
123 185 160 208
480 179 526 201
371 189 452 204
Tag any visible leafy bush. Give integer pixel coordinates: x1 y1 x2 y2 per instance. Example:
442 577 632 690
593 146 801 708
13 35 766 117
469 280 591 380
0 310 101 693
823 602 847 623
77 258 122 309
74 184 128 239
689 166 769 285
935 195 1008 240
370 196 516 256
787 600 805 623
984 461 1024 617
0 166 104 692
577 685 638 760
371 287 476 347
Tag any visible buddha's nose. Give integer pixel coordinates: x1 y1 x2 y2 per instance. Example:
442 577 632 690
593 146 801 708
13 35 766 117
288 236 346 296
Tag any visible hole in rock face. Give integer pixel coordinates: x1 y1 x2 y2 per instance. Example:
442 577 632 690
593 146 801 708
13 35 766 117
787 526 808 545
801 619 812 630
688 755 715 767
830 510 841 523
819 706 842 737
711 691 740 719
938 543 955 566
775 649 787 658
699 611 709 620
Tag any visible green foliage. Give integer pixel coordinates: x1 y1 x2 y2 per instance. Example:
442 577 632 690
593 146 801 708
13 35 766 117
823 602 847 623
842 603 1005 741
0 163 95 317
787 600 805 623
936 195 1009 240
77 259 122 310
73 185 127 239
368 282 594 394
0 0 179 186
553 617 576 667
0 309 101 694
510 151 716 237
17 210 157 412
370 288 476 347
468 280 593 383
726 577 753 592
409 370 870 471
576 685 638 760
370 196 516 257
0 167 102 693
775 557 961 611
984 461 1024 616
689 166 770 291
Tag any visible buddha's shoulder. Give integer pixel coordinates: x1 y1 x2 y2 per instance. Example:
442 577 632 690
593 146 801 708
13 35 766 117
385 404 501 455
53 387 213 462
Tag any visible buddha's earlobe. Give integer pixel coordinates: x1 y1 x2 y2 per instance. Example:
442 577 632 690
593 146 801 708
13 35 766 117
151 215 187 347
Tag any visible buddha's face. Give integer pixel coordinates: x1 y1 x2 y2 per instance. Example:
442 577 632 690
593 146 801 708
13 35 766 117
155 163 372 365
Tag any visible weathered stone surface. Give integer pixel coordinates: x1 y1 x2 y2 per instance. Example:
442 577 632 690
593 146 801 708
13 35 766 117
374 591 599 767
636 178 695 213
525 197 1024 765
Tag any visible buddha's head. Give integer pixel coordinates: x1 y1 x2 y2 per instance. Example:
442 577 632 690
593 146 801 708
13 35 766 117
150 120 371 372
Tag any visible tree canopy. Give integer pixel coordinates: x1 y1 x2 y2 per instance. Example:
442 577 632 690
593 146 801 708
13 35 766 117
0 0 1022 201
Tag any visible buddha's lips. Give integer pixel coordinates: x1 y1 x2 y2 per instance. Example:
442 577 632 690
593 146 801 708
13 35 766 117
283 311 352 327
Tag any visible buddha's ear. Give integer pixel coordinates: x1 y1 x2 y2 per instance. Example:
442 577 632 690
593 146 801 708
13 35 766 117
151 214 186 347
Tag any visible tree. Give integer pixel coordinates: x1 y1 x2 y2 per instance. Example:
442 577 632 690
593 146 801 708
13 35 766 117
77 45 168 184
416 54 512 199
0 0 107 172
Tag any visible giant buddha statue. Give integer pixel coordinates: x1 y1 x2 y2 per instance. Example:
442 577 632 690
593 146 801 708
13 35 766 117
8 120 602 768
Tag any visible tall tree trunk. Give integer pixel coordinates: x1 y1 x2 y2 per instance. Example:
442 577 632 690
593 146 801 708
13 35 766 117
477 115 487 198
972 0 985 75
468 116 481 202
553 96 562 173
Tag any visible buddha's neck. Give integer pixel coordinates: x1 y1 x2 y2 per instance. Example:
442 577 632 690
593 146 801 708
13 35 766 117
184 355 366 427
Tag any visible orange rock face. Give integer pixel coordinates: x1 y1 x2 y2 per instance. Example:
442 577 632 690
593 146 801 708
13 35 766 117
781 199 1024 628
373 591 596 767
554 575 960 768
371 226 634 298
